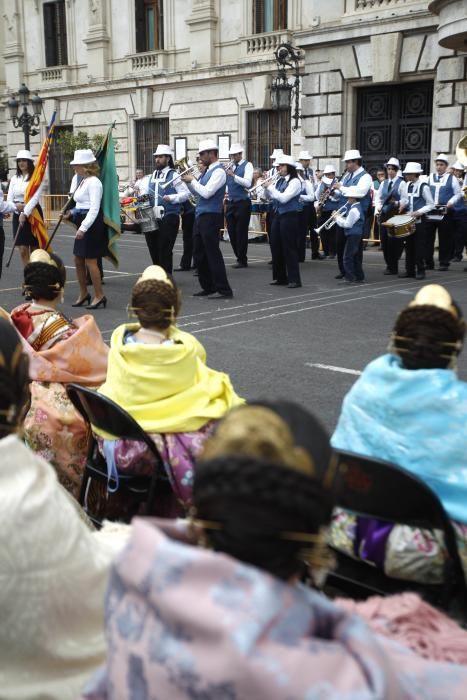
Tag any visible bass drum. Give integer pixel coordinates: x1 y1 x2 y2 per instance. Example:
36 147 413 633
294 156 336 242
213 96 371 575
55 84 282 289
382 214 416 239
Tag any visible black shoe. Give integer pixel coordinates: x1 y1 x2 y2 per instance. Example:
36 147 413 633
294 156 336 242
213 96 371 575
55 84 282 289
231 262 248 268
174 266 192 272
86 296 107 310
335 273 345 279
383 270 397 275
207 291 233 299
425 262 434 270
287 283 302 289
438 265 449 271
416 272 426 280
451 255 462 262
270 281 286 286
311 254 324 260
72 294 91 307
328 254 336 259
192 290 212 297
398 272 415 278
267 260 273 265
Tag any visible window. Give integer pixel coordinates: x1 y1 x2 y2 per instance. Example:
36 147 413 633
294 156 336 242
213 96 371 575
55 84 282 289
253 0 287 34
135 0 164 52
247 109 291 172
43 1 68 66
135 118 169 173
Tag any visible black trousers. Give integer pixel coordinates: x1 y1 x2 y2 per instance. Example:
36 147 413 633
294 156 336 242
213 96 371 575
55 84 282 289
298 208 308 262
453 211 467 257
144 214 180 274
270 211 301 285
405 220 426 275
425 210 455 267
180 210 195 269
337 225 346 274
380 213 403 273
318 210 337 256
302 203 319 258
193 213 232 295
225 199 251 265
0 226 4 278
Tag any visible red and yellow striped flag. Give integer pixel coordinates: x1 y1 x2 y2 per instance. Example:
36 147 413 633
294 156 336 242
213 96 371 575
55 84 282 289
24 112 56 249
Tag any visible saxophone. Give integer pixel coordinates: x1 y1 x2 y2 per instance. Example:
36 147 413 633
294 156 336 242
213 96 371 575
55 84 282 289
317 177 337 216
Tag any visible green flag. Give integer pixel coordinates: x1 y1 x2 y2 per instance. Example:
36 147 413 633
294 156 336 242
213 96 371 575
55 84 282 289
96 125 121 268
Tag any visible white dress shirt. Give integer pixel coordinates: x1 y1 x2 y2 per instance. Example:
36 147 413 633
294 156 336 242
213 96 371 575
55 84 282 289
188 162 226 199
299 179 315 204
428 172 462 206
266 175 301 203
336 205 361 229
7 174 43 217
70 175 103 232
399 180 435 216
340 167 373 198
141 166 190 205
228 159 253 189
375 176 400 215
0 199 17 215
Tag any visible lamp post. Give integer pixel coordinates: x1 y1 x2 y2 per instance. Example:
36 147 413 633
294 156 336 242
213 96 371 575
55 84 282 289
270 43 301 131
7 83 43 151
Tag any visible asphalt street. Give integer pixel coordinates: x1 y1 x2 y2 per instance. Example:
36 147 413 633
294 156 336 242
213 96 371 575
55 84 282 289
2 223 467 434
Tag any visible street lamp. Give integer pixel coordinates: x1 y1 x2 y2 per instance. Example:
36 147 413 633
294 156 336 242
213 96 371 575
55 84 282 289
270 43 301 131
7 83 43 150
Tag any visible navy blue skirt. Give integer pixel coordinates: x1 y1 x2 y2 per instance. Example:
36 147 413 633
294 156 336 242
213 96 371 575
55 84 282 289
12 205 44 248
72 209 108 259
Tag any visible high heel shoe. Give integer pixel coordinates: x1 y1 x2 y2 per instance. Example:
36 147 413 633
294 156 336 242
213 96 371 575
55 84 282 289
72 294 91 307
86 296 107 310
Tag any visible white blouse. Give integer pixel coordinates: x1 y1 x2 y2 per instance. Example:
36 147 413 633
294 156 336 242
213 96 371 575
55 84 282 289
71 175 103 232
7 174 43 218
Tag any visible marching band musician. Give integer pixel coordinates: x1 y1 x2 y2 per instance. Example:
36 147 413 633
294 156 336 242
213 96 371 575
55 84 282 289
225 144 253 269
295 161 315 263
141 144 190 274
182 139 233 299
264 154 302 289
334 186 366 283
451 160 467 264
398 162 435 280
299 150 322 260
333 149 372 279
314 164 340 259
425 154 463 272
265 149 283 250
375 157 404 276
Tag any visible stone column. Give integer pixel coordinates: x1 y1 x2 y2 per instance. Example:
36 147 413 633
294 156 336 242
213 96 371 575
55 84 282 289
186 0 218 68
84 0 110 80
2 0 24 88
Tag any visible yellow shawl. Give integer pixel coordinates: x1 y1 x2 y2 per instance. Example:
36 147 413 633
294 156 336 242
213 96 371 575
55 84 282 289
97 323 243 434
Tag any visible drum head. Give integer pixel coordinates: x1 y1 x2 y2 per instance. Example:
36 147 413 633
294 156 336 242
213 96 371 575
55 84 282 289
385 214 413 226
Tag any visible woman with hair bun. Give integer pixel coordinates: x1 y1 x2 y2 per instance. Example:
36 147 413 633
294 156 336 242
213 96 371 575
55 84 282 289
10 249 108 496
82 401 467 700
7 149 43 267
95 265 243 506
331 284 467 583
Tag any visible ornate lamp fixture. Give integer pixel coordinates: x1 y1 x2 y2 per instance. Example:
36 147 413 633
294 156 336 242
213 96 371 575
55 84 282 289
270 43 301 131
7 83 43 150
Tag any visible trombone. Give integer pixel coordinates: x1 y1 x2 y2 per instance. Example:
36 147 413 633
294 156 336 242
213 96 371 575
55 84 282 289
161 158 201 190
314 206 346 235
248 172 279 195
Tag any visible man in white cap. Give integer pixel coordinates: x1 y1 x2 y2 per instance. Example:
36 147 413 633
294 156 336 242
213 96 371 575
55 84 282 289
140 144 190 274
398 162 434 279
333 149 372 279
315 164 340 258
225 144 253 268
375 157 405 275
425 153 463 271
450 161 467 263
333 186 366 283
298 150 321 260
182 139 233 298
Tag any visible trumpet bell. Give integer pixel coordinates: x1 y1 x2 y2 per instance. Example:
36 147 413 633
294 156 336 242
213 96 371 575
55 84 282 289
455 134 467 168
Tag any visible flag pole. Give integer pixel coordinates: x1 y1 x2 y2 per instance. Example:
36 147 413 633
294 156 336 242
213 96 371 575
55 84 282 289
45 195 75 250
5 221 24 268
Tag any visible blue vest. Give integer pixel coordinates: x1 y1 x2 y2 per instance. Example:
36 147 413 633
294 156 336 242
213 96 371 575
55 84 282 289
297 178 306 212
317 180 340 212
345 202 365 236
380 176 403 215
228 160 249 202
341 169 371 213
276 176 301 215
148 169 181 217
195 164 226 217
407 180 428 213
429 174 454 206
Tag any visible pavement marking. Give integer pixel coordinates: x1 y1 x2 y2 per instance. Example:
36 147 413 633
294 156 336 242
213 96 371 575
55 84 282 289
305 363 362 376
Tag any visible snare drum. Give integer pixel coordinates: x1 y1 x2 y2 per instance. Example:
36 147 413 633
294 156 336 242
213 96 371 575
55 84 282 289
136 204 158 233
381 214 416 239
426 205 447 222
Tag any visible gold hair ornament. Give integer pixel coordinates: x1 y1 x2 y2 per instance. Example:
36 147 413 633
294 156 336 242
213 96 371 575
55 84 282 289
409 284 458 319
29 249 58 268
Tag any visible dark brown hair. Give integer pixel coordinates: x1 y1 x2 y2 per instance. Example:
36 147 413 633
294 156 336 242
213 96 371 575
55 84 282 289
131 278 181 330
16 159 34 179
23 253 66 301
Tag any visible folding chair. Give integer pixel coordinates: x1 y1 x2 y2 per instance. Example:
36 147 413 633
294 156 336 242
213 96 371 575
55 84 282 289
66 383 172 527
327 450 467 615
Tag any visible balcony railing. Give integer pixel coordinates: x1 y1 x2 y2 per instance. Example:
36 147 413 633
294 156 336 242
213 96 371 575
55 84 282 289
129 51 160 72
355 0 409 8
41 67 69 82
244 30 292 56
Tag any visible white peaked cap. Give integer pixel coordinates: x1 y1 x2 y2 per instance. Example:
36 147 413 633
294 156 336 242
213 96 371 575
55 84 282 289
403 162 423 174
452 160 465 171
298 150 312 160
435 153 449 164
70 149 96 165
198 139 218 153
153 144 173 156
228 143 243 155
270 148 284 159
323 164 337 175
295 162 304 171
16 149 34 161
343 149 362 161
276 154 296 167
385 157 400 168
344 186 365 198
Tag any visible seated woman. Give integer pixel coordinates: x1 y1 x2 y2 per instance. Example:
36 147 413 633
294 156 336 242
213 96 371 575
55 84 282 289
0 317 128 700
82 401 467 700
330 284 467 583
10 250 108 497
95 265 243 507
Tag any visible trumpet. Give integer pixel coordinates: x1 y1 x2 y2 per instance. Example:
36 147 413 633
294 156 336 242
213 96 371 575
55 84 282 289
314 205 346 235
248 172 279 195
161 159 201 190
222 160 236 172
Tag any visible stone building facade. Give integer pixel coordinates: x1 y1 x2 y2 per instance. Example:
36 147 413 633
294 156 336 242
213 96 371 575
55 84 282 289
0 0 465 190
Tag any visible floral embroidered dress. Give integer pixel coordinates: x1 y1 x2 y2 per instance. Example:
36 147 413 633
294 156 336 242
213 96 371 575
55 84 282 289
81 519 467 700
10 304 109 497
